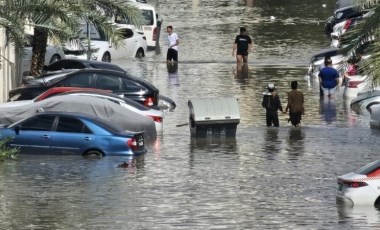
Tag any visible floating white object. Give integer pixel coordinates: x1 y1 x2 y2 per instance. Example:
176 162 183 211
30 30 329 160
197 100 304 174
270 16 275 21
322 4 326 8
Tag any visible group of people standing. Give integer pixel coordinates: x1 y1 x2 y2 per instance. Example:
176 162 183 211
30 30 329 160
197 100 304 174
166 25 306 127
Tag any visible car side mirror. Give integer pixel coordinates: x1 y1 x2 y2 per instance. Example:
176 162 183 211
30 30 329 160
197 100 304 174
15 125 20 135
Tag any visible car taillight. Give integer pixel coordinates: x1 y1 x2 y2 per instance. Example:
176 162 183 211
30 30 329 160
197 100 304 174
153 27 157 41
343 19 352 30
148 115 163 123
347 80 364 88
341 180 368 188
127 137 138 150
144 97 154 107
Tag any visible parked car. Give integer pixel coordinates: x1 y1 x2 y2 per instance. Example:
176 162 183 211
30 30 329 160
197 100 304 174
115 2 162 48
306 47 345 78
0 111 146 157
41 59 126 74
8 69 160 107
325 4 366 34
0 94 157 140
57 91 164 133
63 24 147 62
330 15 364 47
22 34 65 76
337 160 380 206
342 75 379 98
369 103 380 128
350 90 380 112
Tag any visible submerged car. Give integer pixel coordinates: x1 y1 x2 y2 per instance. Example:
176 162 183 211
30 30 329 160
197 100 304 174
306 47 345 78
9 68 160 108
350 90 380 112
41 59 126 74
0 112 146 156
337 160 380 206
369 104 380 128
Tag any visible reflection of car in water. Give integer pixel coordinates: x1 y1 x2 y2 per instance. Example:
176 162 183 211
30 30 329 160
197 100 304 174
337 160 380 206
22 34 65 76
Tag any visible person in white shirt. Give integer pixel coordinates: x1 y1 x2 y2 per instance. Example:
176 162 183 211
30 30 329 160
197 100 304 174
166 25 179 62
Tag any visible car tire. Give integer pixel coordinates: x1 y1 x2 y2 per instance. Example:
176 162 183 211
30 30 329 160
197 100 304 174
135 48 145 58
366 102 380 112
83 150 103 159
102 52 111 62
49 54 61 64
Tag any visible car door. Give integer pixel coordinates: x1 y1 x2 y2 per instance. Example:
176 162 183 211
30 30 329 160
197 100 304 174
49 116 96 155
119 28 135 58
11 115 56 154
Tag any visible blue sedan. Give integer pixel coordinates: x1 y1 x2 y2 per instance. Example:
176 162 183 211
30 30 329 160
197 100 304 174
0 112 146 157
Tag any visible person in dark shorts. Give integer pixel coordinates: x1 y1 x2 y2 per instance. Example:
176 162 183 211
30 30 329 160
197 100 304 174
232 27 252 63
262 83 283 127
166 25 179 62
285 81 304 127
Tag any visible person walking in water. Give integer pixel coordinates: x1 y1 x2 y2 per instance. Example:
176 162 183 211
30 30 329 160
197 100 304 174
285 81 304 127
232 27 252 63
262 83 283 127
166 25 179 62
318 57 339 98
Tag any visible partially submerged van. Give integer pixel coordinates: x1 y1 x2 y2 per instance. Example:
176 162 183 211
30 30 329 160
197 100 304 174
116 2 162 49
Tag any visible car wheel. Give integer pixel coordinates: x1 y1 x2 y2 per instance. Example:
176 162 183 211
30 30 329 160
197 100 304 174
83 150 103 159
49 54 61 64
366 102 380 112
102 52 111 62
135 48 145 58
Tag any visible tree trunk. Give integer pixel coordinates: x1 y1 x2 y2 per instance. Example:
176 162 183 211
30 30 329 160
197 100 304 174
30 27 48 76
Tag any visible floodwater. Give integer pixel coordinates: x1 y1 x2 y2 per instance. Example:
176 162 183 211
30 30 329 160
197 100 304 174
1 0 380 229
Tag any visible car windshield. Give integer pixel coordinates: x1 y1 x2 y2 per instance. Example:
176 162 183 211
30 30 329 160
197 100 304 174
354 160 380 175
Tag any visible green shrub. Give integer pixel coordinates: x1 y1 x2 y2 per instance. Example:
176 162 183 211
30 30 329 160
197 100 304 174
0 138 19 161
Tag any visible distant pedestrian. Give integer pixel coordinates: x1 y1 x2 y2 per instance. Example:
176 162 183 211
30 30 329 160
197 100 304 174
262 83 283 127
232 27 252 63
166 25 179 62
319 57 339 98
285 81 304 127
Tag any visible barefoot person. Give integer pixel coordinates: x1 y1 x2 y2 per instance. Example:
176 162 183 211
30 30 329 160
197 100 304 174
285 81 304 127
166 25 179 62
232 27 252 63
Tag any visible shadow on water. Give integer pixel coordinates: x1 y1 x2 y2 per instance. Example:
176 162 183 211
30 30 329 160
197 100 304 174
262 127 281 159
319 97 337 124
286 127 305 158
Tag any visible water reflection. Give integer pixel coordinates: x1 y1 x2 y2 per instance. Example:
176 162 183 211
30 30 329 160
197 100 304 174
262 127 281 158
167 62 179 86
337 204 380 228
286 127 305 158
320 97 337 124
234 63 250 81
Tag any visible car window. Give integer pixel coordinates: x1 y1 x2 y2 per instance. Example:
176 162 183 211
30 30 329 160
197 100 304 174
59 73 93 87
121 78 145 91
95 74 122 90
56 116 92 133
21 115 55 131
355 160 380 175
141 9 154 25
120 29 134 39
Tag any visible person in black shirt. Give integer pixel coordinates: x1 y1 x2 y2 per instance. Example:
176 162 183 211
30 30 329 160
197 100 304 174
262 83 283 127
232 27 252 63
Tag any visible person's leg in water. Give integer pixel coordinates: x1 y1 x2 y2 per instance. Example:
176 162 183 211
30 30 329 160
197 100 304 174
236 54 243 63
242 54 248 63
266 113 272 126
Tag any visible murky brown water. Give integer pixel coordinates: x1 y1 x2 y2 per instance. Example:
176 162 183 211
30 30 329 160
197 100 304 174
2 0 380 229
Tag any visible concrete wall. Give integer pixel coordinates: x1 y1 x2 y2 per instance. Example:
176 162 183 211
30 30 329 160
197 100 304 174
0 28 18 102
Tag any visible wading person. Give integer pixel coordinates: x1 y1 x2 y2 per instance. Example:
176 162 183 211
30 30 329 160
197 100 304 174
285 81 304 127
232 27 252 63
262 83 283 127
166 25 179 62
318 58 339 98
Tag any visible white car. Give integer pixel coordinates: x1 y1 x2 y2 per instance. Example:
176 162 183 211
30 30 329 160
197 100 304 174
64 24 147 62
369 103 380 128
115 2 161 49
306 47 345 78
337 160 380 206
350 90 380 112
22 34 65 76
342 75 376 98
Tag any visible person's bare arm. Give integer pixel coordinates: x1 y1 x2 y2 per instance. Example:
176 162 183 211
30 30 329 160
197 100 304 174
232 43 237 56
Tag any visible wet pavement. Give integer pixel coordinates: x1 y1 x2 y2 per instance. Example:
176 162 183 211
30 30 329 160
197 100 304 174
1 0 380 229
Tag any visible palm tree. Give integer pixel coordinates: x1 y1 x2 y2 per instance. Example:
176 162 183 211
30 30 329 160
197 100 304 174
0 0 141 76
340 0 380 86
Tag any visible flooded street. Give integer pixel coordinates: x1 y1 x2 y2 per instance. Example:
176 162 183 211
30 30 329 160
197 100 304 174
2 0 380 229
